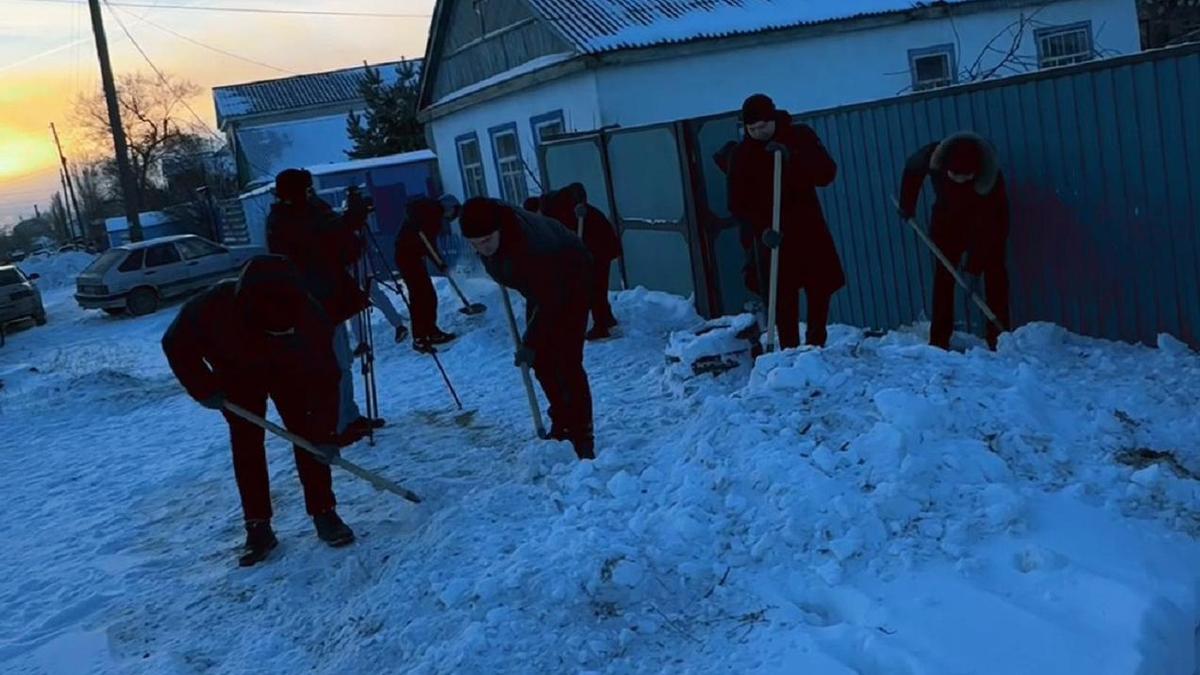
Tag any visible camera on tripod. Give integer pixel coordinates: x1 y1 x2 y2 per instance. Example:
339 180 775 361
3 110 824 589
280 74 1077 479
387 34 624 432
343 185 375 228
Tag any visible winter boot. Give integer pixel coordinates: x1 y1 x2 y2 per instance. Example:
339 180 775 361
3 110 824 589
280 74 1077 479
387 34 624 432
394 324 409 343
571 435 596 461
238 519 278 567
313 510 355 548
428 329 457 346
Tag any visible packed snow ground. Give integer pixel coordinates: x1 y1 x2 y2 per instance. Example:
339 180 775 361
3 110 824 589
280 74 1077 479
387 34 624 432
2 254 1200 674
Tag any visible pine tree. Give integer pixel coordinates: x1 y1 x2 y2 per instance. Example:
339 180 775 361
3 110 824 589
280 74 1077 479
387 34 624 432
346 60 426 159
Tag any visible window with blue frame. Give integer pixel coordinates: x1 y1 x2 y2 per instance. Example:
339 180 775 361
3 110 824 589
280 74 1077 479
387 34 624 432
908 44 957 92
489 123 528 204
530 110 566 145
456 132 488 198
1035 22 1094 69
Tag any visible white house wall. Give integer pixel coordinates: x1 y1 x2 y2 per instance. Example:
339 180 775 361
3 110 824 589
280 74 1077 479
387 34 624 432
592 0 1140 127
428 70 602 202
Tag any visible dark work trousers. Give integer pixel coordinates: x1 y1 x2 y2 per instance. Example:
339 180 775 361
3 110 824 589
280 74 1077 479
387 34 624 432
749 241 833 350
399 259 439 339
220 380 337 522
590 259 617 329
929 230 1011 350
531 296 594 440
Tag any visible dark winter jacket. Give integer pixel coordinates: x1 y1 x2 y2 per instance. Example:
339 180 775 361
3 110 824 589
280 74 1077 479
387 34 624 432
478 203 593 348
540 187 622 263
161 259 340 405
266 196 368 323
394 197 445 274
899 131 1010 274
728 110 845 294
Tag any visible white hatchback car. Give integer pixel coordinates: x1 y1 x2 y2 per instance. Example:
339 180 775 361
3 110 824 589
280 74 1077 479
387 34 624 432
75 235 265 316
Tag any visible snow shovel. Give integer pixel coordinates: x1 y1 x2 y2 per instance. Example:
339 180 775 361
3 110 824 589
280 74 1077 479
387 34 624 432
764 147 784 353
419 232 487 315
890 195 1006 335
498 285 548 439
223 402 422 504
575 202 587 239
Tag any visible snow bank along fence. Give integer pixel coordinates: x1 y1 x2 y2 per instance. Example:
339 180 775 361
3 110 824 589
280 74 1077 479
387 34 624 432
539 42 1200 349
232 152 468 275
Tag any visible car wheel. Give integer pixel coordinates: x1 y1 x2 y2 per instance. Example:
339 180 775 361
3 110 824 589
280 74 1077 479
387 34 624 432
101 307 125 316
127 288 158 316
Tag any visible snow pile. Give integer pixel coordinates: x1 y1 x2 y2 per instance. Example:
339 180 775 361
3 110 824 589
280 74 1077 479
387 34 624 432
18 251 96 290
3 284 1200 674
665 313 757 367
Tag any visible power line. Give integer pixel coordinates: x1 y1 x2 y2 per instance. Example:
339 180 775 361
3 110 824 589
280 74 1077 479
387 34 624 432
102 0 224 142
130 11 297 75
22 0 430 18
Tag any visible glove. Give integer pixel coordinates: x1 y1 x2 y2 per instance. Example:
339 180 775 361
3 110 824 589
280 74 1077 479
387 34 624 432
897 205 915 221
514 344 536 369
199 392 226 411
761 229 782 249
353 342 371 358
764 141 790 162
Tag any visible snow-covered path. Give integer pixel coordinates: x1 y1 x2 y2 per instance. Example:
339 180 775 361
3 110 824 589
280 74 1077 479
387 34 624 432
3 259 1200 674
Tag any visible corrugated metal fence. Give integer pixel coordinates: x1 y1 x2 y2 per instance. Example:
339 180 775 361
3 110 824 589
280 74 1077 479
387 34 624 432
794 43 1200 347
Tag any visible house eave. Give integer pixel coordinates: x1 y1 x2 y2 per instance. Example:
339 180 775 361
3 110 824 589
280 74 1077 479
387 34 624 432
418 57 590 123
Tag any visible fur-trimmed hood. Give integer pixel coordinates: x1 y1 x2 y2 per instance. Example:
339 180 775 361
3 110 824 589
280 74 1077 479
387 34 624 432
930 131 999 195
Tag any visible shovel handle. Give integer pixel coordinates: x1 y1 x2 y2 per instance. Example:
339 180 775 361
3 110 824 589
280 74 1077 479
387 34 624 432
222 402 422 503
765 149 783 353
889 195 1005 333
498 286 548 438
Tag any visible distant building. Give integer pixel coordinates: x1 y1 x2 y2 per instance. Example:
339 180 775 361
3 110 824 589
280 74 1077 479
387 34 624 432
213 60 421 190
104 211 184 248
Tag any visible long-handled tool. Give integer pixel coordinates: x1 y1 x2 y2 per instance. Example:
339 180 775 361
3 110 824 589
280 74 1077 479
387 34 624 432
890 195 1006 335
574 203 587 238
353 254 381 446
361 228 473 425
418 232 487 315
224 402 421 503
764 149 784 353
498 286 548 439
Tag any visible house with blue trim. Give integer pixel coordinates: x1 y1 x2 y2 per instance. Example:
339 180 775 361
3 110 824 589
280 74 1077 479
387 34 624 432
213 60 421 190
416 0 1140 210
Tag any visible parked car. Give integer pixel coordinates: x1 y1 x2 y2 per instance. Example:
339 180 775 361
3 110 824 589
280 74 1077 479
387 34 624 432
0 265 46 327
74 235 265 316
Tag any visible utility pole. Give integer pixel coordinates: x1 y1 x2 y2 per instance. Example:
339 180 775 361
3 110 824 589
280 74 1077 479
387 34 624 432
86 0 142 241
58 168 80 241
50 123 86 242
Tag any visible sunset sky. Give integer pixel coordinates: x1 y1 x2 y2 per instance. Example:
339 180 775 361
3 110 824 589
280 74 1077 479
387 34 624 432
0 0 435 229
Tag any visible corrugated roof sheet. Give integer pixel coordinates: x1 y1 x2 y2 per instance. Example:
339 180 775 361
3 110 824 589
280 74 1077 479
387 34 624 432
213 60 420 125
527 0 974 54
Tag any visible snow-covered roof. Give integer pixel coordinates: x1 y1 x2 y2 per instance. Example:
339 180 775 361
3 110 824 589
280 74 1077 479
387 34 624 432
237 149 439 199
304 149 437 176
527 0 975 54
213 60 420 126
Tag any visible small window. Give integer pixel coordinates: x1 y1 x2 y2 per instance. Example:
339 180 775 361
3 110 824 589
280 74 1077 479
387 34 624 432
490 124 528 204
531 110 566 145
909 44 956 92
177 238 224 260
1036 22 1094 68
456 134 488 199
117 249 145 272
144 244 181 268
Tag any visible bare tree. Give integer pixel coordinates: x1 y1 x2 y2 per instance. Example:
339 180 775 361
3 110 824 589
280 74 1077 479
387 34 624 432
73 71 208 203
